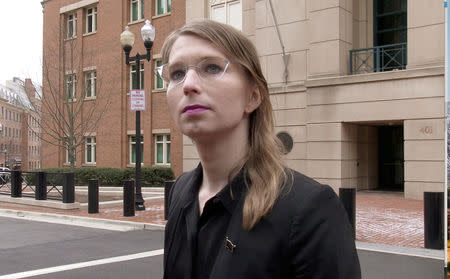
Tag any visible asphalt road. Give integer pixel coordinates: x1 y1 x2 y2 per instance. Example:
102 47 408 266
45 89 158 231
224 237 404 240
0 216 164 278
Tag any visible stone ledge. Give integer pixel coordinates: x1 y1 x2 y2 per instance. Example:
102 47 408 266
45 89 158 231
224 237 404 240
305 66 444 88
0 195 80 210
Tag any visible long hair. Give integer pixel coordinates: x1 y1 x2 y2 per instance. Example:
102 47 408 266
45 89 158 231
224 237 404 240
161 20 290 230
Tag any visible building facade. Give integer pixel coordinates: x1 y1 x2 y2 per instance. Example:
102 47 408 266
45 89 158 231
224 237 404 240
0 78 42 171
41 0 185 176
184 0 445 199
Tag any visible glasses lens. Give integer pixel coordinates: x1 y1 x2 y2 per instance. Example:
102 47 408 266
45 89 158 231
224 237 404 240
198 58 229 80
162 58 230 86
166 63 186 84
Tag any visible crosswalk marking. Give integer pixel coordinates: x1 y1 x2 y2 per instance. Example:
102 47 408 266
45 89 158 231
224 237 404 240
0 249 164 279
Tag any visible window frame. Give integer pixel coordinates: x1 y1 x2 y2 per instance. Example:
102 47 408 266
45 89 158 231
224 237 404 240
154 134 171 165
85 6 97 34
156 0 171 16
131 0 145 22
67 12 77 39
84 70 97 99
85 136 96 164
154 60 166 90
65 138 76 165
65 73 77 100
210 0 242 31
130 63 144 90
129 135 144 165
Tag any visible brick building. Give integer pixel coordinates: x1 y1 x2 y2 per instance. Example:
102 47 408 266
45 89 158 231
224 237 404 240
183 0 445 200
0 78 42 171
41 0 185 177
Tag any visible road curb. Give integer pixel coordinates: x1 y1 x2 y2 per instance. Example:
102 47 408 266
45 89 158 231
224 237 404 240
0 208 165 231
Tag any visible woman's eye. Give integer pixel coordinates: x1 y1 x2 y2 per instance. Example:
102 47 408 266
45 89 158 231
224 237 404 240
170 70 185 81
204 64 221 74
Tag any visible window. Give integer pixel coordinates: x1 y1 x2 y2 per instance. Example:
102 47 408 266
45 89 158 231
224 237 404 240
374 0 407 46
155 134 170 165
129 135 143 164
210 0 241 30
156 0 171 15
130 64 144 90
85 71 97 98
85 137 96 164
65 74 77 100
131 0 144 21
67 13 77 38
86 7 97 33
65 139 76 165
155 60 165 89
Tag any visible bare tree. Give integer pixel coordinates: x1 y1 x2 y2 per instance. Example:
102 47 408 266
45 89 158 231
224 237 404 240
39 22 117 168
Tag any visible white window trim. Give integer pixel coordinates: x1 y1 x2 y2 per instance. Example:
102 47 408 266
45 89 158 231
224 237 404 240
130 0 145 22
155 0 171 16
85 136 96 164
67 12 77 39
65 74 77 100
154 59 166 91
84 70 97 99
130 63 144 90
129 135 144 165
85 6 97 34
154 134 171 166
210 0 242 31
64 140 76 166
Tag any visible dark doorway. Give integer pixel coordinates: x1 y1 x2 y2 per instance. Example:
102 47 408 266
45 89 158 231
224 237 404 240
378 126 404 191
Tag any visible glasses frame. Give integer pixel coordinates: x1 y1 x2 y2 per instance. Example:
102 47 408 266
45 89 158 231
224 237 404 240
156 58 231 87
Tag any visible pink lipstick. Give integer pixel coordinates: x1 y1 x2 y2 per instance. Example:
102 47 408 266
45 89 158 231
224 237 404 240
183 105 210 115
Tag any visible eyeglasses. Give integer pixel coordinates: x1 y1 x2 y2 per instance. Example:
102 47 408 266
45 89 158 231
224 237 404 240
156 58 230 87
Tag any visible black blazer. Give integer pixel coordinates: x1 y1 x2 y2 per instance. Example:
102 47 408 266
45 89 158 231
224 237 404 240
164 166 361 279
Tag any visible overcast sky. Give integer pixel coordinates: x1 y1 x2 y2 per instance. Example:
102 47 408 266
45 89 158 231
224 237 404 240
0 0 43 85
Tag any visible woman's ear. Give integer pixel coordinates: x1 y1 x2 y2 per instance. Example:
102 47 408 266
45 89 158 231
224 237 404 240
244 85 262 115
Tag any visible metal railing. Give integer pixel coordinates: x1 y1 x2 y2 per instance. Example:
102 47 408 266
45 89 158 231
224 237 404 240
0 171 65 201
349 43 407 75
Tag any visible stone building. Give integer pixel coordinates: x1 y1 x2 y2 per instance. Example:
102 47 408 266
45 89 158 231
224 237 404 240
183 0 444 199
41 0 185 176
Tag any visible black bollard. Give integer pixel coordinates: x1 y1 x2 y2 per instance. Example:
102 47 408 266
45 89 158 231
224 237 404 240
123 180 135 217
339 188 356 239
11 170 22 198
62 172 75 203
35 172 47 200
424 192 444 250
88 179 99 214
164 180 175 220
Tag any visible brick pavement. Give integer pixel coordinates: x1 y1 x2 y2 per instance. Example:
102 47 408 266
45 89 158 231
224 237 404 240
356 191 424 248
0 190 428 248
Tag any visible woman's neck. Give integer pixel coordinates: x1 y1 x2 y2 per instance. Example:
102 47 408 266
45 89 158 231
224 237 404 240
195 124 249 195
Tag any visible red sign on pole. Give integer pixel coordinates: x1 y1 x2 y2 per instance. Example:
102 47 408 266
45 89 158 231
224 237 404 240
130 90 146 111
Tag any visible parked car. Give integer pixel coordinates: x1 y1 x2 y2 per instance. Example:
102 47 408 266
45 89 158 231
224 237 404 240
0 167 11 183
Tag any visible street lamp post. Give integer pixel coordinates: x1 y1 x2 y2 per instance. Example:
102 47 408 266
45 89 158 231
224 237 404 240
120 20 155 211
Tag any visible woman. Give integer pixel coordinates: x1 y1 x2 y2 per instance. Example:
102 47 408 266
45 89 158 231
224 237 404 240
159 19 361 279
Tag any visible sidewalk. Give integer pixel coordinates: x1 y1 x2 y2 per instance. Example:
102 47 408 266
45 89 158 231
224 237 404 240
0 189 427 248
355 191 424 248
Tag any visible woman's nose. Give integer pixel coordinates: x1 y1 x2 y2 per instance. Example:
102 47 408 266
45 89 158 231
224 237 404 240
182 68 201 95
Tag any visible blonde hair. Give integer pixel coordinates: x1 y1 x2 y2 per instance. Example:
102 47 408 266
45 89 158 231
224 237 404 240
161 20 290 230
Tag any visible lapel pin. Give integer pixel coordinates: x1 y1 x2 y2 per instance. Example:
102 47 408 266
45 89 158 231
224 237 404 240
225 236 236 253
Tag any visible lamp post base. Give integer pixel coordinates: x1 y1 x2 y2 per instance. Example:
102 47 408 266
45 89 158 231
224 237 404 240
135 202 146 211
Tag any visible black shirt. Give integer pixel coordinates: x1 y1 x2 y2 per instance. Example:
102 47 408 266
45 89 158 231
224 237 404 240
187 171 244 279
